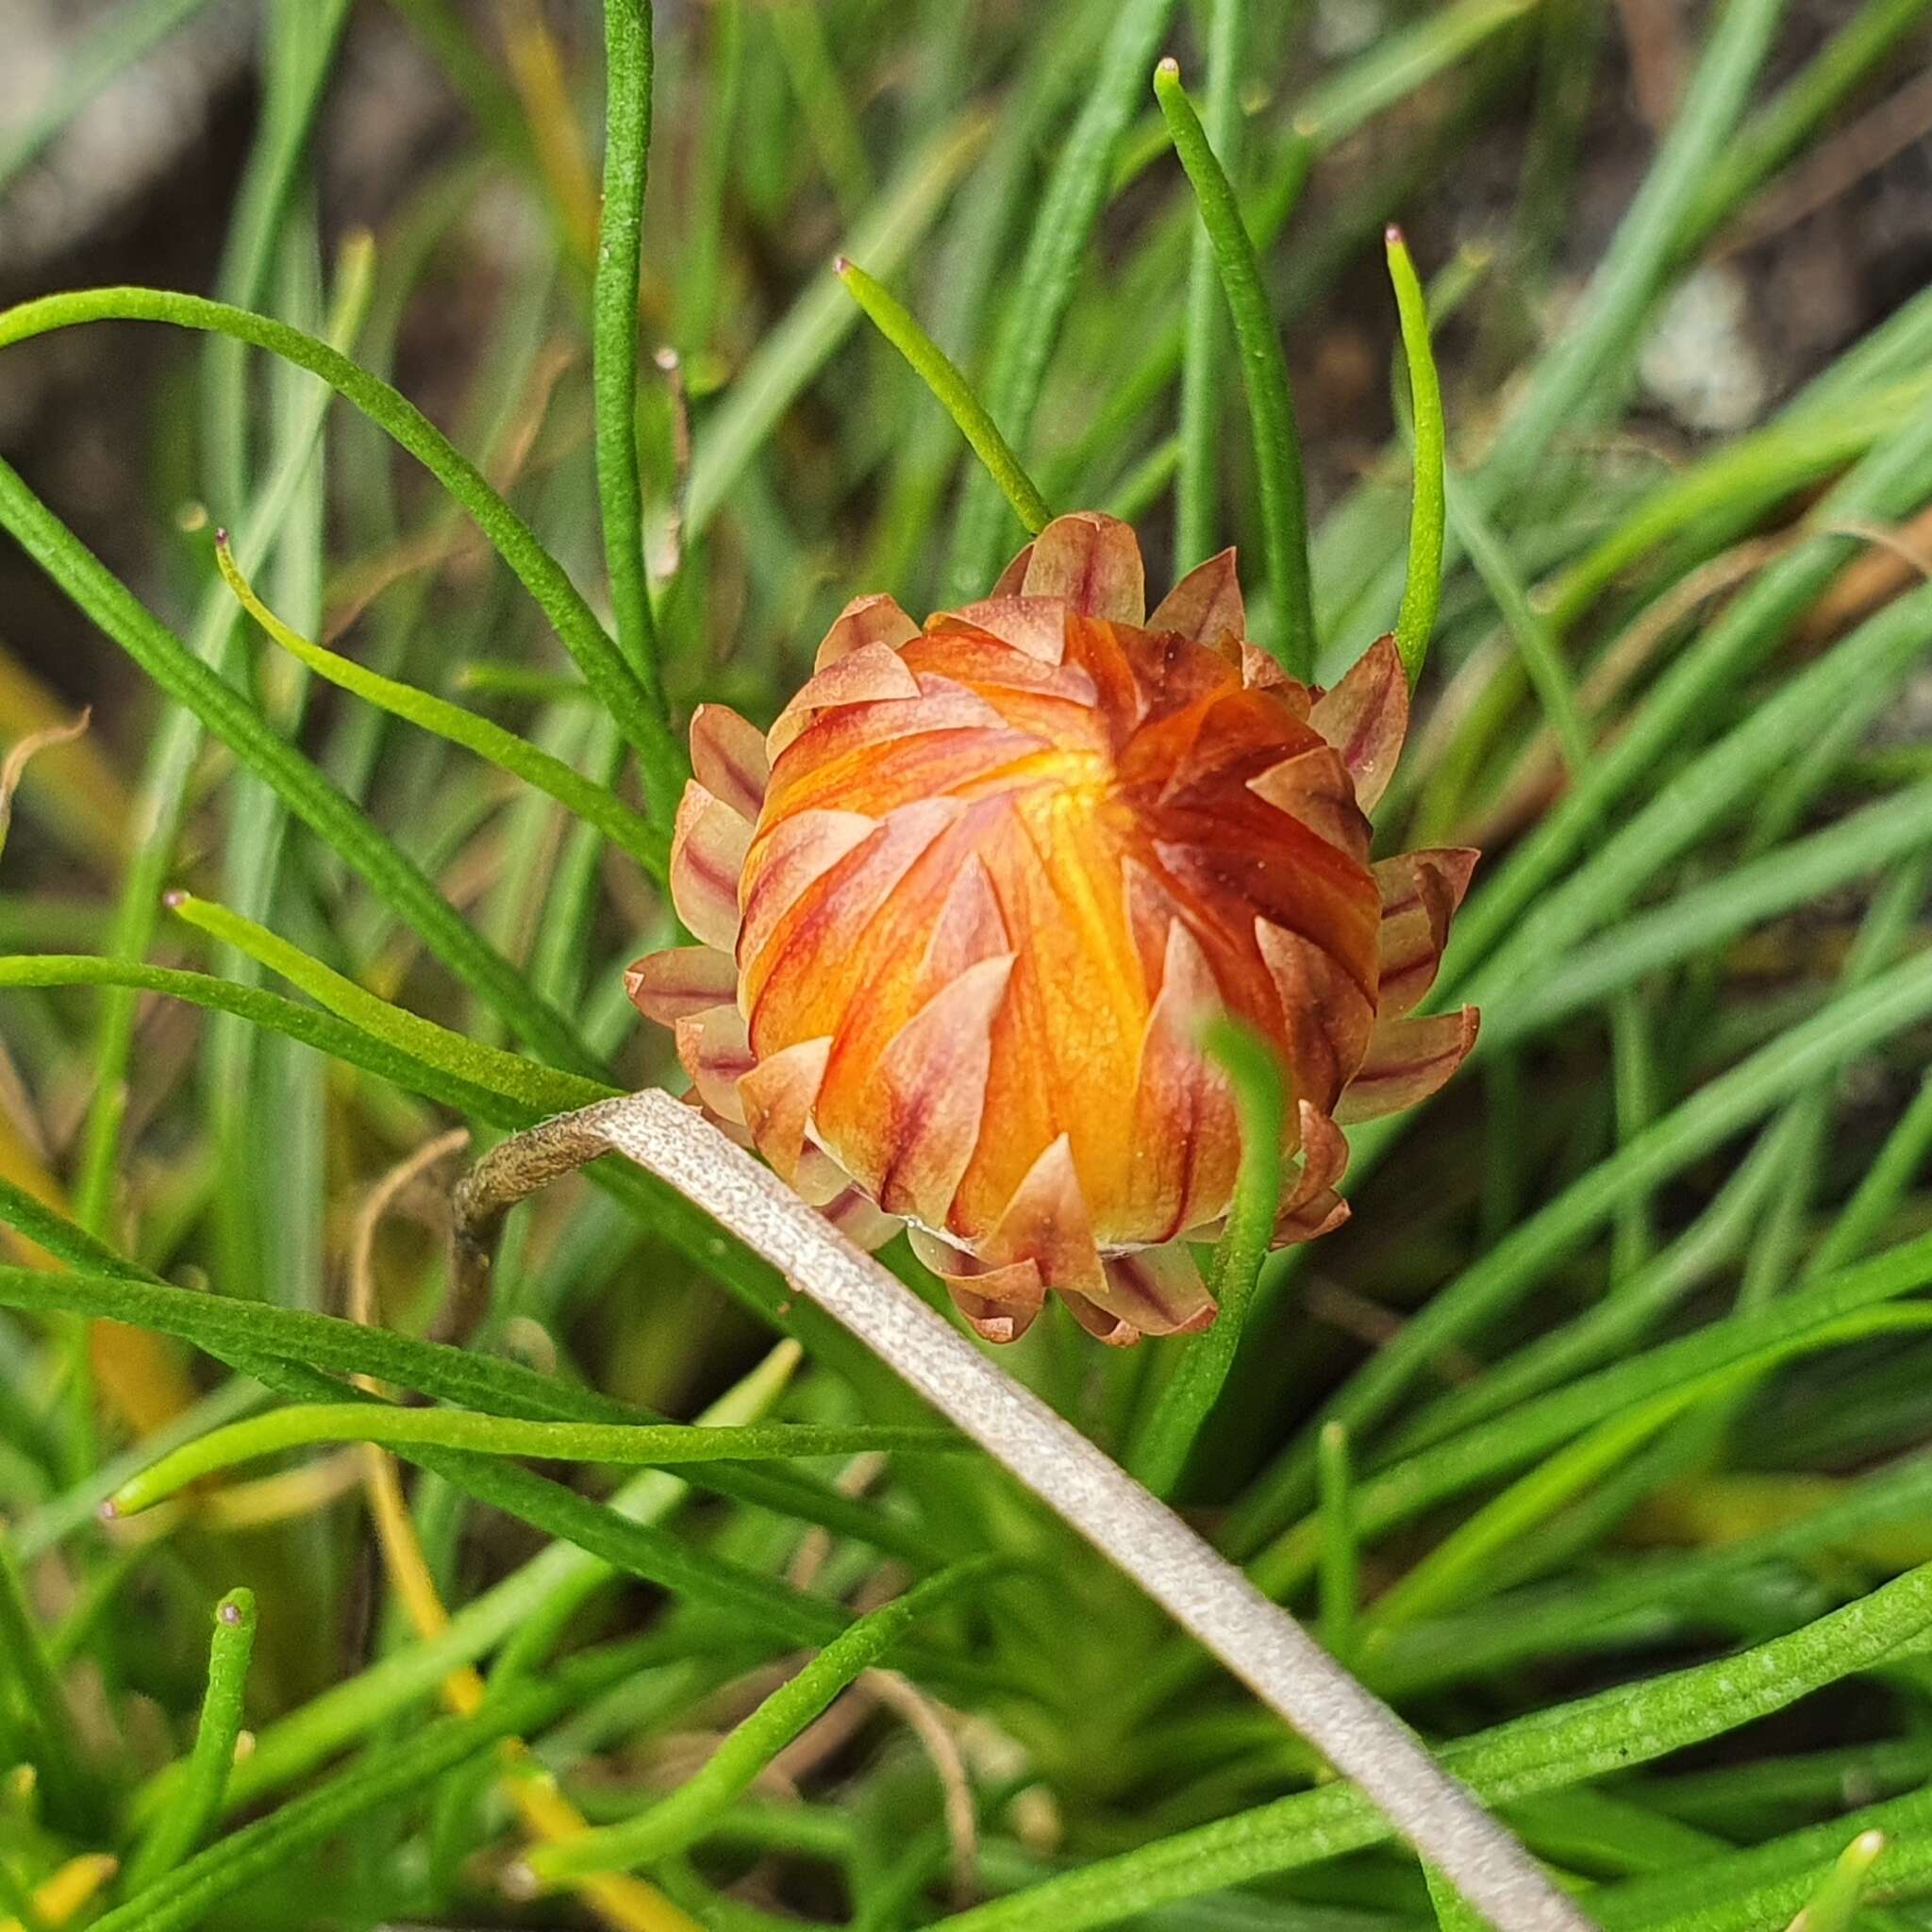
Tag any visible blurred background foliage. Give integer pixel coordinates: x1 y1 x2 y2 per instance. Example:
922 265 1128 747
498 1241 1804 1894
4 0 1932 1928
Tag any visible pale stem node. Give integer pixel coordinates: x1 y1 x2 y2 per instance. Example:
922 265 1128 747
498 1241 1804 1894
449 1091 1592 1932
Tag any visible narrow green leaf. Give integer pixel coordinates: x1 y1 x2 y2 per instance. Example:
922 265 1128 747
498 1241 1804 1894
591 0 671 774
212 534 669 880
109 1408 965 1515
1129 1018 1284 1496
121 1591 257 1895
1385 226 1446 687
0 464 604 1076
1317 1421 1357 1661
0 287 682 803
1155 58 1315 675
1174 0 1247 570
946 0 1181 597
527 1562 994 1883
837 258 1051 533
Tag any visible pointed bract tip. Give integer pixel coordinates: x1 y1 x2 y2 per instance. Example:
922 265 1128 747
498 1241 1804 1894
212 526 229 548
833 255 853 276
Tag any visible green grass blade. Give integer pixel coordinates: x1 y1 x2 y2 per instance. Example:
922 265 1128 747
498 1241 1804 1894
0 0 217 193
945 0 1181 597
213 534 670 880
0 465 603 1075
121 1591 257 1895
1155 57 1315 675
1386 226 1447 686
109 1409 964 1514
838 258 1051 532
591 0 672 799
1174 0 1246 570
0 287 680 797
1129 1018 1284 1496
684 111 990 544
527 1562 993 1884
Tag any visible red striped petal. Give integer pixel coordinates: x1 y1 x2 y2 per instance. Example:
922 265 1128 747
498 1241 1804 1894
1020 512 1146 625
1335 1006 1480 1124
1150 548 1244 650
689 703 770 823
669 781 751 951
813 592 920 671
1374 848 1478 1020
625 944 737 1026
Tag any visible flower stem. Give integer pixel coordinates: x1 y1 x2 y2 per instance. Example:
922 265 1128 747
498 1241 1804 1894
838 258 1051 534
1155 58 1316 677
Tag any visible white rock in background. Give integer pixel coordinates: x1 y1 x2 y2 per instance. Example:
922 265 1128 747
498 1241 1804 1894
1640 261 1769 433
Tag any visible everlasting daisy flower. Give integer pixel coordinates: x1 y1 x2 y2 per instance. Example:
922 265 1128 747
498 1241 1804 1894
627 512 1477 1345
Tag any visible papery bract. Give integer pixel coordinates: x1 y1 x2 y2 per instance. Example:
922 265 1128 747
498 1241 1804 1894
628 513 1476 1344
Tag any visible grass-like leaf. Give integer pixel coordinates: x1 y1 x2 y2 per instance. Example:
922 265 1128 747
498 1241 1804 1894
1155 58 1316 675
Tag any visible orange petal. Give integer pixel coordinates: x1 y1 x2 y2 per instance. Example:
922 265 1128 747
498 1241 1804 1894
1150 548 1244 648
1241 641 1292 692
988 541 1035 600
625 945 737 1027
1248 744 1373 863
1276 1189 1350 1244
1097 1244 1217 1338
674 1004 755 1125
823 1187 903 1253
1020 512 1146 625
680 1085 754 1148
1374 848 1478 1020
670 781 751 951
1255 919 1376 1114
770 641 923 758
1308 634 1407 812
689 704 771 823
813 592 920 671
938 597 1071 666
1061 1294 1140 1347
739 808 878 971
1131 918 1239 1243
793 1142 853 1207
873 955 1016 1226
737 1036 831 1183
1335 1007 1480 1124
918 856 1011 990
908 1227 1045 1344
1282 1101 1349 1218
983 1133 1106 1294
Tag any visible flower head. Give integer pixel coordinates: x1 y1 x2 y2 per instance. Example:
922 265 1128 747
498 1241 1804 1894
628 513 1477 1344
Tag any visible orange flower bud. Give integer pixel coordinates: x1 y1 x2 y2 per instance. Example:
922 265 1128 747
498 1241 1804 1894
628 513 1477 1345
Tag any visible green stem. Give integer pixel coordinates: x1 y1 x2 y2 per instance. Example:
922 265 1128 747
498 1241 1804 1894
1386 226 1446 686
1155 58 1315 675
526 1562 993 1882
121 1591 258 1895
1129 1018 1285 1496
213 534 669 880
592 0 672 771
110 1409 963 1515
1174 0 1247 569
838 258 1051 533
0 286 683 813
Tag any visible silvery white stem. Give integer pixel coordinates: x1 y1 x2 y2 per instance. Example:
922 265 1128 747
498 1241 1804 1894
457 1091 1593 1932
